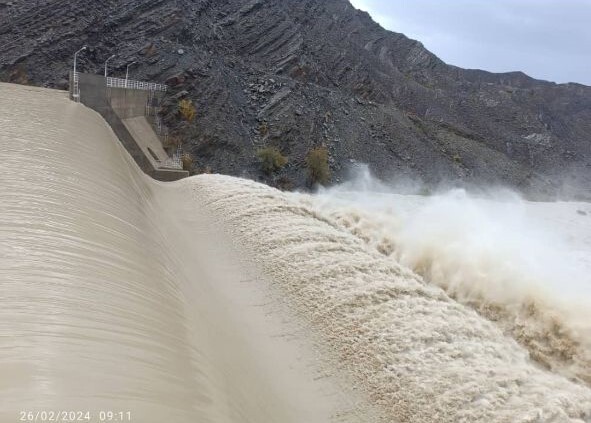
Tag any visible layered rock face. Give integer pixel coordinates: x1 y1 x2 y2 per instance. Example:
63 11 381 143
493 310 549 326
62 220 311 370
1 0 590 196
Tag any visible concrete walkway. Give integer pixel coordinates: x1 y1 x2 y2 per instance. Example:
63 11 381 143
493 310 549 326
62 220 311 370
123 116 173 169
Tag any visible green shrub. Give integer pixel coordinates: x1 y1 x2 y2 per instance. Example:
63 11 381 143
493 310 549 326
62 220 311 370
306 146 330 185
257 146 288 174
181 152 194 171
178 99 196 122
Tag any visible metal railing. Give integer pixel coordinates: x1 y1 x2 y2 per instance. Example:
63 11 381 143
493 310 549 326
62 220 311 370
145 90 156 116
106 76 167 92
159 145 183 170
150 106 182 170
153 113 170 144
154 113 163 133
72 72 81 102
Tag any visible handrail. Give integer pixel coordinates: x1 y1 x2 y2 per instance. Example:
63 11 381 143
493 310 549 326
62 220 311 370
106 76 167 92
160 145 183 170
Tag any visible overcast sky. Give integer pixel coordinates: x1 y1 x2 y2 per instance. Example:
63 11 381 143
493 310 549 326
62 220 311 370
349 0 591 86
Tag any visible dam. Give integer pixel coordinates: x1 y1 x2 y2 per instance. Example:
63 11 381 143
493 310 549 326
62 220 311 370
1 82 591 422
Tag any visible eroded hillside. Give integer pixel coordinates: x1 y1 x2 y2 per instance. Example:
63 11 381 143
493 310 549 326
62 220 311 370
1 0 590 196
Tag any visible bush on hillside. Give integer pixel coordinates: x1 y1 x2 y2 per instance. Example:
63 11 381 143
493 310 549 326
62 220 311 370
178 99 196 122
306 146 330 185
181 152 194 171
256 146 288 175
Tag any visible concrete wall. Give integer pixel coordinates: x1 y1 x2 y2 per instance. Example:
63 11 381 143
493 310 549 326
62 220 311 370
108 87 150 120
70 72 187 181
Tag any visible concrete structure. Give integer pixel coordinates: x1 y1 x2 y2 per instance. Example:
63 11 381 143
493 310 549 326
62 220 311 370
123 116 180 170
69 72 188 181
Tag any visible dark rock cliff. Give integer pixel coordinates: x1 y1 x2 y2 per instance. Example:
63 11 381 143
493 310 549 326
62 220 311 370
1 0 590 197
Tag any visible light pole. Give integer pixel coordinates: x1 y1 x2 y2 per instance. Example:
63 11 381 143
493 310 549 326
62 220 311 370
73 46 87 77
104 54 116 77
72 46 87 100
125 61 137 87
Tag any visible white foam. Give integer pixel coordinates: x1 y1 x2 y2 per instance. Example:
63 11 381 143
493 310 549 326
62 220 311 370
192 174 591 422
310 168 591 385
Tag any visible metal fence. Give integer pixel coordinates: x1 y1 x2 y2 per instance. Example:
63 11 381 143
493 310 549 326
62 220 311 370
160 145 183 170
106 76 167 92
72 72 81 102
153 113 169 143
151 107 182 171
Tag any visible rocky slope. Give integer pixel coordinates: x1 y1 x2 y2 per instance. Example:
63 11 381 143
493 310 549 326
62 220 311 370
1 0 590 197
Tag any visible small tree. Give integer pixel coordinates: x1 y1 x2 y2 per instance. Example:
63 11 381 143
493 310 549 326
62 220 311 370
257 146 288 175
178 99 196 122
306 146 330 185
181 152 194 171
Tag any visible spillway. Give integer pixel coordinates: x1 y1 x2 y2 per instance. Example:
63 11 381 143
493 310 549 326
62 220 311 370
0 83 370 423
1 82 591 422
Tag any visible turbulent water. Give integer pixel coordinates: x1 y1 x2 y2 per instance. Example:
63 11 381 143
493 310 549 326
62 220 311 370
195 175 591 422
307 169 591 386
1 83 591 422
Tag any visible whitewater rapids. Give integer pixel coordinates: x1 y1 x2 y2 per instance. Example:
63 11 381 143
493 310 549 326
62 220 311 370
307 172 591 387
1 82 591 422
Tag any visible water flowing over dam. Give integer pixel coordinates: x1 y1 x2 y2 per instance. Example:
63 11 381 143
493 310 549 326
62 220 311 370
1 82 591 422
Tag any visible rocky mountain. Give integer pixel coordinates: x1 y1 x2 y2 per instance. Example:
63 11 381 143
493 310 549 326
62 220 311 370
1 0 590 197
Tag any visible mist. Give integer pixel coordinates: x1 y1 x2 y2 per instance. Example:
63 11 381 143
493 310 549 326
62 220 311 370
303 167 591 383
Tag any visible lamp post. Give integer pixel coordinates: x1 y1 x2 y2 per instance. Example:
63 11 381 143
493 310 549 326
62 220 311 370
72 46 87 100
125 61 137 88
73 46 87 77
104 54 116 77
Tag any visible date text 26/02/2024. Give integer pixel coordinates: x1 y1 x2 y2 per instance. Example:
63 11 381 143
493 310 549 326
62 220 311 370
19 411 132 422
